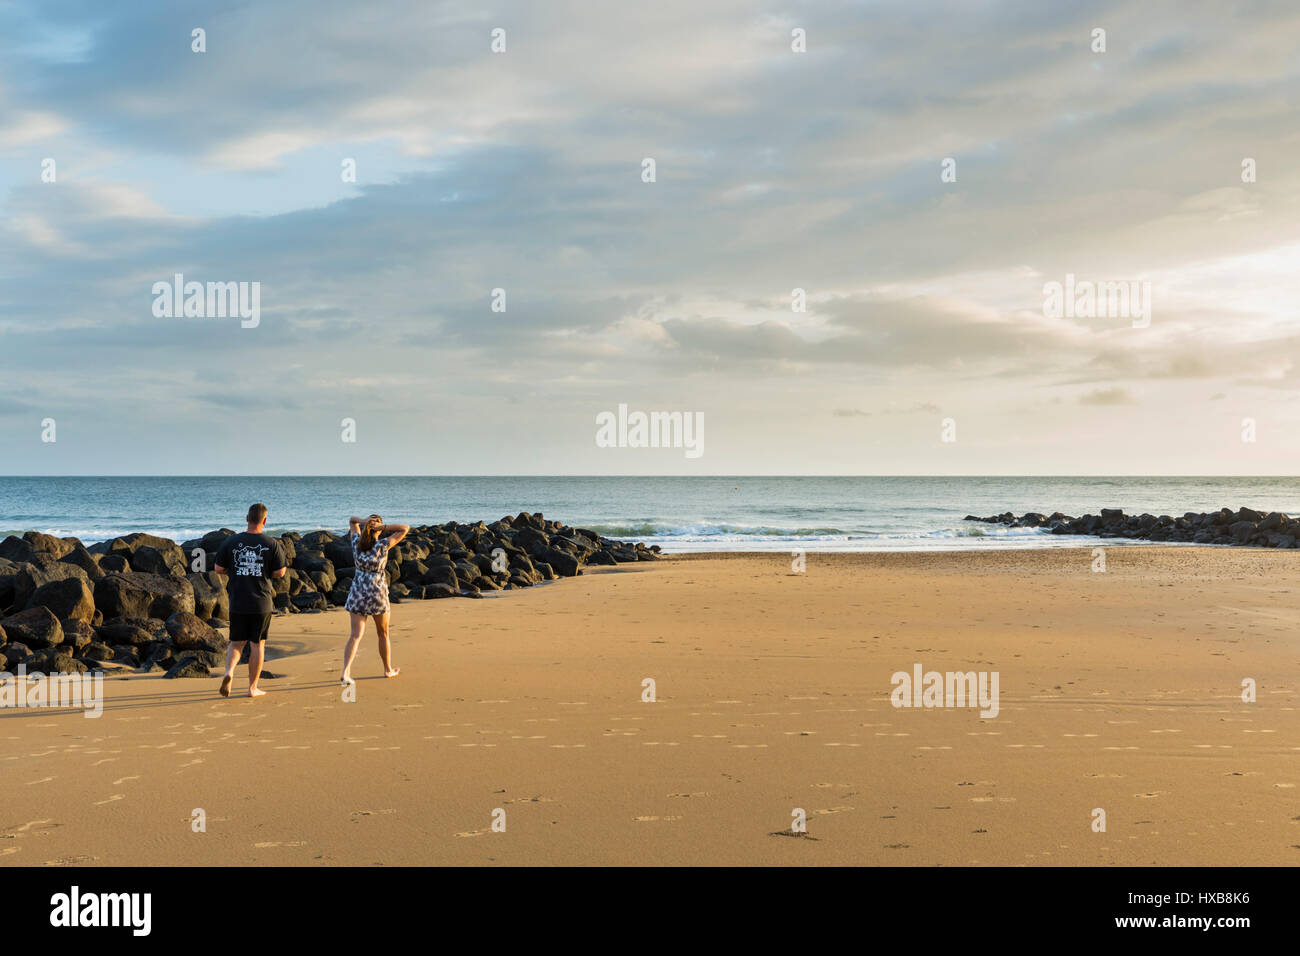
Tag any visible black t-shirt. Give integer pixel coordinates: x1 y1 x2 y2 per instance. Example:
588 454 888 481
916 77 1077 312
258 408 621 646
215 532 286 615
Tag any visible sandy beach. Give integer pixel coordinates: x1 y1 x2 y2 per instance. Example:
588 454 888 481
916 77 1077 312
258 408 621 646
2 546 1297 867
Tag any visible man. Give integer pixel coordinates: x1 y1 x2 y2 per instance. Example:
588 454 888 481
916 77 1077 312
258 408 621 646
213 503 287 698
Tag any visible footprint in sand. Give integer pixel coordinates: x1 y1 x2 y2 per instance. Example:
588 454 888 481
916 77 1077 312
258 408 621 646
1135 791 1168 798
5 819 59 837
42 855 96 866
112 775 139 785
92 794 124 806
350 809 396 817
454 829 490 838
634 815 682 822
253 841 307 848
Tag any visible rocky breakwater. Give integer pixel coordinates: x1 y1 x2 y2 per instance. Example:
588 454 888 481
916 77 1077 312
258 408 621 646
965 507 1300 548
0 514 659 680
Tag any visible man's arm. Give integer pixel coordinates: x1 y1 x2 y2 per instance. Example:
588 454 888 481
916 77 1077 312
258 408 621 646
383 523 410 546
269 541 288 579
213 540 231 576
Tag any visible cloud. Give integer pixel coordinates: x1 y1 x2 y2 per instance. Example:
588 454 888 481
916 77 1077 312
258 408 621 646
2 0 1300 473
1079 387 1137 406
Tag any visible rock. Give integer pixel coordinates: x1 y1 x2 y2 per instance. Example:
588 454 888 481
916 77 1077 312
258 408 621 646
98 617 166 646
323 538 354 569
1228 521 1257 542
163 652 212 679
59 544 105 582
290 591 327 612
140 643 175 671
27 575 96 623
2 642 31 668
61 619 96 652
109 532 182 559
1259 512 1289 532
539 548 580 577
165 611 228 652
110 645 141 667
10 558 90 612
0 531 74 563
129 544 188 577
423 583 457 599
187 571 230 621
0 606 64 649
98 554 130 573
94 573 195 620
83 642 115 662
51 654 89 675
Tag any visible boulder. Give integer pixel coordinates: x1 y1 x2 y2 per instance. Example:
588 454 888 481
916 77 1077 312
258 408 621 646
0 606 64 649
1228 521 1258 542
290 591 327 612
98 617 166 646
94 573 195 620
163 652 212 679
2 642 31 668
539 547 581 577
129 544 187 577
82 642 115 662
187 572 230 621
59 544 105 582
165 612 228 653
0 531 74 563
61 619 95 653
11 558 90 612
27 575 96 623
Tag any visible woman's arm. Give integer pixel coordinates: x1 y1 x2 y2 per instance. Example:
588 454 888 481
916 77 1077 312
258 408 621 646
383 523 409 545
348 515 363 533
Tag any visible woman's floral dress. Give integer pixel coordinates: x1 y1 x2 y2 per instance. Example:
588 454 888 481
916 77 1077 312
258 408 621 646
345 531 391 615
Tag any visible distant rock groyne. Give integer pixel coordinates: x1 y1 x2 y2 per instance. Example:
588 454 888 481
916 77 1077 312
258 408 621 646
965 507 1299 548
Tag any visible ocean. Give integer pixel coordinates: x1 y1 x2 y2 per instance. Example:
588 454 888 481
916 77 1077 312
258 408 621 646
2 475 1299 553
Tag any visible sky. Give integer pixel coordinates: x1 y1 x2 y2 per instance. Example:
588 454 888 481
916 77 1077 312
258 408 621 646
1 0 1298 476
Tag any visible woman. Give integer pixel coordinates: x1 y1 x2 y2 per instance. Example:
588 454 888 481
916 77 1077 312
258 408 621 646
340 513 409 683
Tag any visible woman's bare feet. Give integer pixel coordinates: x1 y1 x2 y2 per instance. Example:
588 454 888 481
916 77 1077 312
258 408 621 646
385 667 400 678
248 687 267 698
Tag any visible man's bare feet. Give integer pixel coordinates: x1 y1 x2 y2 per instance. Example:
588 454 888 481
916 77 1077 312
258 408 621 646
340 673 353 685
219 676 232 698
385 667 400 678
248 687 267 698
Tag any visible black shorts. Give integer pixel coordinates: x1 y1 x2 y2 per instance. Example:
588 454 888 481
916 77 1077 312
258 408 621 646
228 611 272 644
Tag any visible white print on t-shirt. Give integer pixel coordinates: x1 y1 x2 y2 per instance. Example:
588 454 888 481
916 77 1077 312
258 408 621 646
232 543 268 577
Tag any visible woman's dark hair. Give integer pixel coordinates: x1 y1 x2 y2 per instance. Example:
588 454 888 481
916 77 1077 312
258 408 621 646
358 514 383 553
